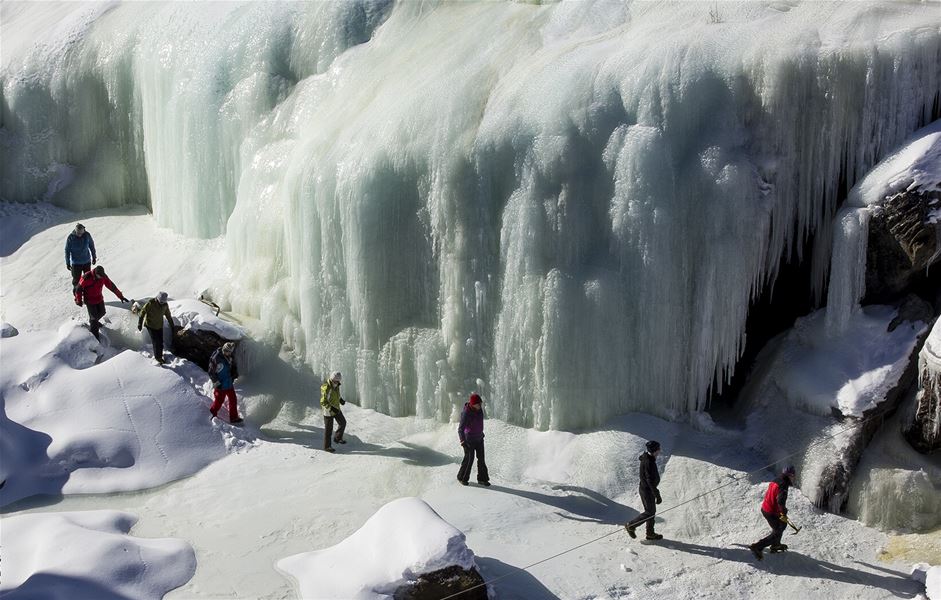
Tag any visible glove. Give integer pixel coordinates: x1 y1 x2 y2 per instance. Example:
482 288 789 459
75 298 83 307
779 514 788 522
92 257 97 265
212 381 221 389
120 297 129 303
138 325 142 332
655 493 662 505
66 264 72 271
340 398 346 405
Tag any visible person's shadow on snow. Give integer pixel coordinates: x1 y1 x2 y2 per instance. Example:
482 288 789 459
346 441 458 467
485 484 637 526
663 541 921 597
260 422 323 449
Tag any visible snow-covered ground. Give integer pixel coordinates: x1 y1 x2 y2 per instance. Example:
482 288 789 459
2 209 937 599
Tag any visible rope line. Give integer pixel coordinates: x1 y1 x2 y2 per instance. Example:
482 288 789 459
438 409 886 600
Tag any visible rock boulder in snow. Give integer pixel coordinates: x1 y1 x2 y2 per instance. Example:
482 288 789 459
1 322 18 338
392 564 487 600
166 298 245 371
864 186 940 304
905 318 941 454
277 497 484 600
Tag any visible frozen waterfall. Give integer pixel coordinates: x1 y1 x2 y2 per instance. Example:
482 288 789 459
2 1 940 429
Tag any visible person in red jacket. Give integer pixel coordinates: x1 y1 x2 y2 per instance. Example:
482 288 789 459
74 265 128 340
749 465 796 560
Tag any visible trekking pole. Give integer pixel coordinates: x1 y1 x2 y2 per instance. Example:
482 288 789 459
780 514 801 534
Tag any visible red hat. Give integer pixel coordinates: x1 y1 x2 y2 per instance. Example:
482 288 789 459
469 393 482 406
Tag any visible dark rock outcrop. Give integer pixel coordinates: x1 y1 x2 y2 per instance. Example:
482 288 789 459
904 320 941 454
171 329 236 372
864 189 941 304
392 565 488 600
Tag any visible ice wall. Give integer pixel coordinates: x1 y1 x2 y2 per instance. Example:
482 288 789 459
2 1 940 429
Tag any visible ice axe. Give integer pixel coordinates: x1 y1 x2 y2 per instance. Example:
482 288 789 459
779 514 801 534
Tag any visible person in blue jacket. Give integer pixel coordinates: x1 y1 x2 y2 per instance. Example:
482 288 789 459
64 223 97 289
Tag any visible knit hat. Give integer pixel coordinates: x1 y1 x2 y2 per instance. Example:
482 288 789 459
646 440 661 453
222 342 236 354
782 465 796 477
93 265 105 276
331 371 342 383
469 393 482 406
157 291 168 303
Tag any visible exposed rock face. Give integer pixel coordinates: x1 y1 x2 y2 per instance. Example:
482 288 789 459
392 565 488 600
905 319 941 454
1 323 18 338
864 189 941 304
171 329 236 372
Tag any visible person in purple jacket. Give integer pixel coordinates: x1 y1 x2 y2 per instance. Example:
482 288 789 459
457 392 490 486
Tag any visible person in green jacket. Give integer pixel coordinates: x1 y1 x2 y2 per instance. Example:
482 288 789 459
137 291 176 364
320 371 347 452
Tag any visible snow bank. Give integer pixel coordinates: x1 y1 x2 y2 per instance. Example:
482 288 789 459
277 497 477 599
913 563 941 600
0 510 195 599
169 298 246 340
848 121 941 209
768 306 924 418
0 323 230 506
3 2 939 428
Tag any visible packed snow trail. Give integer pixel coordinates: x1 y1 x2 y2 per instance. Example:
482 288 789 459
436 406 904 600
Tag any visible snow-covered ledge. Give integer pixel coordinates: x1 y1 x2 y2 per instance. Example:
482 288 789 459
906 319 941 454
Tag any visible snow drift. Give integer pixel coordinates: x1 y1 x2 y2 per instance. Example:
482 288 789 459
0 510 196 599
2 1 940 428
0 323 230 507
277 496 478 599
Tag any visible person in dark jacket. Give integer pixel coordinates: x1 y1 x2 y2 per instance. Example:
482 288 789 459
457 393 490 486
625 440 663 540
137 291 176 364
749 465 796 560
64 223 97 289
208 342 243 424
74 265 128 341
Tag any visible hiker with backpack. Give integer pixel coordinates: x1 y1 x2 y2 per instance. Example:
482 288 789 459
749 465 797 560
320 372 347 452
64 223 96 290
625 440 664 541
73 265 129 341
208 342 243 424
137 292 177 364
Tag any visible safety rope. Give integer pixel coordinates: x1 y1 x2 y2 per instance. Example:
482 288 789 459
437 408 889 600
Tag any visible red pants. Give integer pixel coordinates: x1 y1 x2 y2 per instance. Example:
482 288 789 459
210 388 239 421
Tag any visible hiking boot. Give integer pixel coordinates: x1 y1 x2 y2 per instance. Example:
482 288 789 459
749 544 763 561
230 417 244 425
334 438 347 444
458 479 468 486
324 447 335 453
479 481 491 487
769 544 788 553
625 525 637 539
645 533 663 541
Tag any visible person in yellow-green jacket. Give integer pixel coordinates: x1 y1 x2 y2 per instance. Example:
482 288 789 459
320 371 347 452
137 291 176 364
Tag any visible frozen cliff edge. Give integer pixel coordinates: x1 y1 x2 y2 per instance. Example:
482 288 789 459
2 1 940 428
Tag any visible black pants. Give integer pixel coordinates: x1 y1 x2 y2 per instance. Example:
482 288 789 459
457 437 489 483
71 263 91 288
323 409 347 449
754 510 787 550
146 326 164 361
627 489 657 535
86 302 106 340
